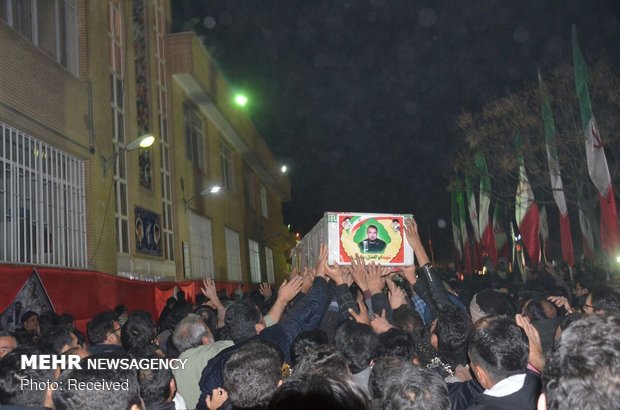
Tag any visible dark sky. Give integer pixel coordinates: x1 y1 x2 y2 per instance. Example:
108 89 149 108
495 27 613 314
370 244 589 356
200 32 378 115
171 0 620 260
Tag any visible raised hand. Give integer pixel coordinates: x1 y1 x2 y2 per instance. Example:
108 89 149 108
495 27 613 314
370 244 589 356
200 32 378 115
370 309 393 334
351 254 369 292
516 314 545 371
547 296 574 314
315 243 329 279
366 261 385 295
323 260 345 285
201 278 220 303
402 265 417 286
348 297 370 325
386 278 407 309
259 283 273 299
277 276 304 304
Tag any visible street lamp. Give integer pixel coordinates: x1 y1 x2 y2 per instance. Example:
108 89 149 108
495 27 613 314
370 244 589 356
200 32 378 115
234 94 248 107
103 133 155 174
183 185 221 212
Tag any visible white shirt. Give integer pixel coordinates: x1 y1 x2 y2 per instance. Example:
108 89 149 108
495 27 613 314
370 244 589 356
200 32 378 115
484 373 526 397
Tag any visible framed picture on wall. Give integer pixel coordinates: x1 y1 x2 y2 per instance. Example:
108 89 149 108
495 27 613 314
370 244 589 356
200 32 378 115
135 207 162 256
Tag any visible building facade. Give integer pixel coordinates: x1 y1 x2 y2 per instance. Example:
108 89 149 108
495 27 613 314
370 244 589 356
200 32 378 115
0 0 292 284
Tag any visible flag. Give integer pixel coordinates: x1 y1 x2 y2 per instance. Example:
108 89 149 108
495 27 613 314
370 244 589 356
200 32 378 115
466 175 481 243
578 201 595 260
515 134 541 266
493 206 509 258
511 222 527 283
456 183 472 273
475 153 497 264
0 270 54 332
539 205 550 262
573 26 619 257
540 72 575 266
451 189 462 259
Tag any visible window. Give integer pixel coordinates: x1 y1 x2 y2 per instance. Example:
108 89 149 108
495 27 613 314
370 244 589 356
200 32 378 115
244 169 257 211
220 142 234 193
265 247 275 284
109 0 128 254
154 0 174 261
248 239 261 283
189 212 215 278
260 184 268 219
0 122 87 267
184 104 205 170
225 227 242 281
0 0 78 74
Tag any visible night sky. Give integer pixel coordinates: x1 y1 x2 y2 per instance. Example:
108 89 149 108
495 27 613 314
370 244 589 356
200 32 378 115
171 0 620 260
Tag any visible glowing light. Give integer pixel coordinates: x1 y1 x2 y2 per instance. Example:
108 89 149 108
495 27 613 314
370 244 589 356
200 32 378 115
281 165 288 173
234 95 248 106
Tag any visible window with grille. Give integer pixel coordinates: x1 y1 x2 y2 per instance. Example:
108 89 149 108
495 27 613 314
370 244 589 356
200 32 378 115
189 211 215 278
0 0 78 74
220 142 234 193
260 184 268 219
0 123 86 267
265 246 275 284
248 239 261 283
184 104 205 171
225 227 242 281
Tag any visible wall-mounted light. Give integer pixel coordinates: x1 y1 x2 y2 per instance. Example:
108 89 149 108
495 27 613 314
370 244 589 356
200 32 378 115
184 185 221 212
281 165 288 173
103 133 155 174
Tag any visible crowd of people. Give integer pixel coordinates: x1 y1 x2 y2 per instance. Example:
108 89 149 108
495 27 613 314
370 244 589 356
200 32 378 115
0 218 619 410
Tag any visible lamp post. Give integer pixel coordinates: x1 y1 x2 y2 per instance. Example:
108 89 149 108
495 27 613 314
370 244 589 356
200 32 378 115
183 185 221 212
103 133 155 174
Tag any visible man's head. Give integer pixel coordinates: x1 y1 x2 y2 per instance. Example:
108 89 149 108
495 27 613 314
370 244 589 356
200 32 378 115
289 329 329 367
267 373 369 410
583 285 620 315
224 341 283 409
121 314 156 352
367 225 378 241
292 344 349 380
0 331 17 358
382 363 450 410
0 346 55 408
469 289 515 323
369 356 406 400
172 313 213 353
53 352 143 410
87 312 121 346
224 301 264 344
40 325 79 354
392 305 424 335
136 355 175 408
377 328 417 362
21 311 39 332
541 314 620 410
435 306 472 368
334 320 379 374
467 315 528 389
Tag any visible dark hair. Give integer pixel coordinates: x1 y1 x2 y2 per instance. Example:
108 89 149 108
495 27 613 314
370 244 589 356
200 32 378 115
377 328 417 361
58 313 75 329
40 325 75 354
559 312 583 331
292 344 349 379
382 362 450 410
38 311 60 333
267 373 369 410
122 314 155 352
589 285 620 314
86 312 118 345
290 329 329 367
523 298 557 321
367 225 378 232
224 341 283 409
0 345 55 406
224 301 261 344
193 305 218 336
435 306 472 368
392 305 424 335
475 289 515 317
53 352 142 410
114 305 128 317
467 316 528 385
543 314 620 410
136 355 173 407
368 356 406 399
20 311 39 326
334 321 379 374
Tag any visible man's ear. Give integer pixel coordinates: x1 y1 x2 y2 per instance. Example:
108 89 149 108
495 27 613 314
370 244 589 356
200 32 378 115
255 322 266 334
201 335 211 345
537 393 547 410
472 363 492 389
168 378 177 401
430 333 439 349
277 379 283 387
